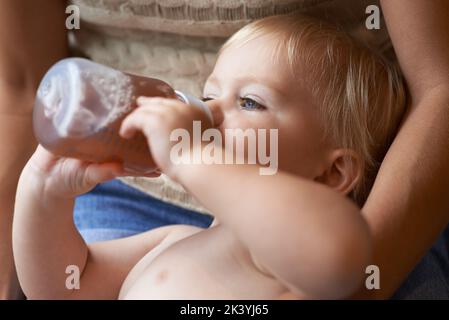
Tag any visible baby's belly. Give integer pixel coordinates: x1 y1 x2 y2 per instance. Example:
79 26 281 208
119 227 286 299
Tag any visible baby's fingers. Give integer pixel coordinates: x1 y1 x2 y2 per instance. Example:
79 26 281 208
119 111 153 139
84 162 124 186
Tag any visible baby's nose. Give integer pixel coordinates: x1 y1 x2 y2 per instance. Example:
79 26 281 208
205 100 225 127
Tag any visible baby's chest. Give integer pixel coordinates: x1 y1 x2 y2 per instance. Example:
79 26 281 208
119 230 286 299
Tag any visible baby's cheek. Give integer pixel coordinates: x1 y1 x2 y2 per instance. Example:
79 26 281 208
276 129 321 177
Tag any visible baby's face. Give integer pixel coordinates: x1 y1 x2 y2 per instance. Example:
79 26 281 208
203 35 332 179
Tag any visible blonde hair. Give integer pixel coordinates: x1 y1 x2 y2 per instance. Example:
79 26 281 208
221 13 406 206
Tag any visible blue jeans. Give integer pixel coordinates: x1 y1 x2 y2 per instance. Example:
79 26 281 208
74 179 449 299
74 179 212 243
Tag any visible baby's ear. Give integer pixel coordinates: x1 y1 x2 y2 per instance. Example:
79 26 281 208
314 149 362 195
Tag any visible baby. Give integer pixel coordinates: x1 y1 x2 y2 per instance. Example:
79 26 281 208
13 13 405 299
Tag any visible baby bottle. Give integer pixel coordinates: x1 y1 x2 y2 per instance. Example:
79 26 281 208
33 58 212 174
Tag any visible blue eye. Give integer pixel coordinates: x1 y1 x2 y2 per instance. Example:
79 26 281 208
239 97 266 111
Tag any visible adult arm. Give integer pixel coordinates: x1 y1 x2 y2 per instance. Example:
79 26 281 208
0 1 68 299
354 0 449 298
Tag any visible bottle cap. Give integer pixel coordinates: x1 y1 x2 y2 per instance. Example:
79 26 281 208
175 90 214 127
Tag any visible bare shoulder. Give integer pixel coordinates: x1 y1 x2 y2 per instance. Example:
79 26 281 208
105 224 204 249
86 224 205 276
100 223 206 263
155 224 205 245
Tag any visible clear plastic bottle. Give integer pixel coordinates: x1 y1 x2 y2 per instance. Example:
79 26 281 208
33 58 212 174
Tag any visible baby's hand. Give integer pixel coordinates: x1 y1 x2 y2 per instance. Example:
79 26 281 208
119 97 212 179
24 145 124 199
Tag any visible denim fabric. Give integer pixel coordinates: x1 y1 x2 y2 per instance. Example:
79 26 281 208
74 179 213 243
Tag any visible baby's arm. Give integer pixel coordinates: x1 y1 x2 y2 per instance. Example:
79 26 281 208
12 146 176 299
120 97 372 300
176 160 371 299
